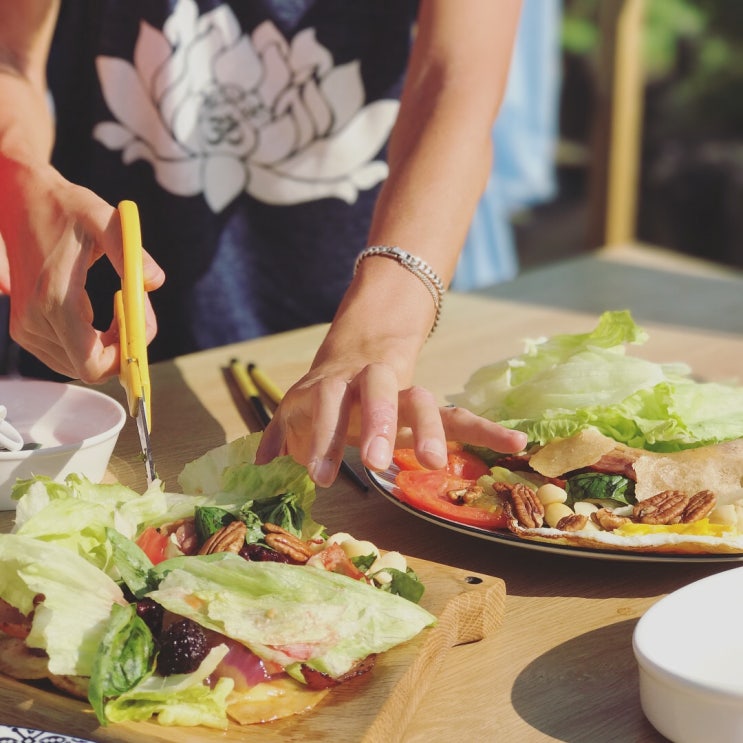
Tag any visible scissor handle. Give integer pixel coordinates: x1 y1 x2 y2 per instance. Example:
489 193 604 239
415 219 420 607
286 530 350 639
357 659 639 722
117 200 151 430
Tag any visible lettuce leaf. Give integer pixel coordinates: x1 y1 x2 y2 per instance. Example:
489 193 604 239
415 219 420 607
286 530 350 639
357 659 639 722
89 602 157 724
449 310 743 451
148 552 436 681
176 435 323 539
103 645 233 729
0 534 126 676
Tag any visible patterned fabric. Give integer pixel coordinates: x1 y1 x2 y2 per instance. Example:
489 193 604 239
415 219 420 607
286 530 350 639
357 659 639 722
41 0 417 366
0 727 93 743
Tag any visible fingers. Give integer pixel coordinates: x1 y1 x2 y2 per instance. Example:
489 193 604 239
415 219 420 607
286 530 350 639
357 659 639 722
256 376 351 488
300 377 350 487
11 316 119 382
395 385 447 470
95 203 165 292
254 415 287 464
356 363 400 472
253 361 527 488
141 247 166 292
439 404 528 453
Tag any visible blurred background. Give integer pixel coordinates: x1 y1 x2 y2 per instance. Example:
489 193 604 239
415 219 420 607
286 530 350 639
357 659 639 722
1 0 741 371
513 0 742 273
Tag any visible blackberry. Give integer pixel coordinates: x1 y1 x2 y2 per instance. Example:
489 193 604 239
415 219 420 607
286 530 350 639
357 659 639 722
239 542 290 563
156 619 208 675
135 598 163 636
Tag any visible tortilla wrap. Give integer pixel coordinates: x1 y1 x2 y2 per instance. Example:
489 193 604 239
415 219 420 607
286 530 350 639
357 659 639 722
511 430 743 554
529 430 743 506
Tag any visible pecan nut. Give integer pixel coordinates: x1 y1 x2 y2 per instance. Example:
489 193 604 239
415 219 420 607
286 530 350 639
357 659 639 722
591 508 631 531
556 513 588 532
263 523 314 563
505 483 544 528
682 490 716 523
633 490 689 525
447 485 483 505
198 520 247 555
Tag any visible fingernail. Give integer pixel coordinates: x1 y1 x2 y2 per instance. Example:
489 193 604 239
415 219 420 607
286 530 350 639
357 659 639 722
422 439 447 467
308 457 335 488
367 436 392 470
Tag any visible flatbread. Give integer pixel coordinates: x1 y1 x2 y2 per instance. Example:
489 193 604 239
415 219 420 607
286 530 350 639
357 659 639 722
513 431 743 554
528 431 743 506
632 439 743 505
528 429 618 478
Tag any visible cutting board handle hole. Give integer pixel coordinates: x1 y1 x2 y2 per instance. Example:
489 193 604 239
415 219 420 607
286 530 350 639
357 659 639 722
465 576 483 584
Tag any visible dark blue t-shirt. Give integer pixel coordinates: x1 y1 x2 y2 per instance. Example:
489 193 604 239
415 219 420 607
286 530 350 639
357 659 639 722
37 0 417 371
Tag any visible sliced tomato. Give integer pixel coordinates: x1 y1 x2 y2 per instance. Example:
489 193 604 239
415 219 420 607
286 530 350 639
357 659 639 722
136 526 170 565
393 443 489 480
445 449 490 479
395 469 508 529
392 448 428 471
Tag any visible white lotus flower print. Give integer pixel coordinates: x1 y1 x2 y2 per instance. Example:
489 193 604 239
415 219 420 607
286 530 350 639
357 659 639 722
93 0 398 211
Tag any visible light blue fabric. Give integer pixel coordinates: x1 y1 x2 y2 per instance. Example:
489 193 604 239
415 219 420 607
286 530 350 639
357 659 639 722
452 0 562 290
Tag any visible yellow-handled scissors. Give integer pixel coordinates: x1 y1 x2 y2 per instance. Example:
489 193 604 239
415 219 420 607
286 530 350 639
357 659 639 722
114 200 156 484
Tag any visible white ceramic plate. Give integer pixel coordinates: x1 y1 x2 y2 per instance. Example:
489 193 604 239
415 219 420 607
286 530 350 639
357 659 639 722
366 465 743 563
0 726 95 743
633 566 743 742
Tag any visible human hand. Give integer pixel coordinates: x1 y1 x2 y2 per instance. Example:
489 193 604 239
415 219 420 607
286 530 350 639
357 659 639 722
255 359 527 487
0 158 165 381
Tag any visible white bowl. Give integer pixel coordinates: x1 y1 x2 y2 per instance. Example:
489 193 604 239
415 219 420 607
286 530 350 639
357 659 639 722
633 566 743 743
0 378 126 510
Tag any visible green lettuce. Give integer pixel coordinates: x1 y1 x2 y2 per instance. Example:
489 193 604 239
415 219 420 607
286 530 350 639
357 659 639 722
8 434 323 579
148 552 436 681
103 645 233 729
88 602 157 724
0 534 126 676
10 475 209 575
449 310 743 451
176 435 323 540
0 434 432 729
177 434 262 495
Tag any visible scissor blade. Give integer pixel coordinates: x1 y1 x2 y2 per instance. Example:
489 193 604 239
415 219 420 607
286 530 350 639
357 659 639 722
135 396 157 484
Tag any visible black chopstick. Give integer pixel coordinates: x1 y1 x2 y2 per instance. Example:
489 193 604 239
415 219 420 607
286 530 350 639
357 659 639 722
247 361 369 492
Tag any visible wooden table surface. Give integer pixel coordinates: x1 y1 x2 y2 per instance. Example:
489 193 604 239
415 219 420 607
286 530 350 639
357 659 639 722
4 243 743 742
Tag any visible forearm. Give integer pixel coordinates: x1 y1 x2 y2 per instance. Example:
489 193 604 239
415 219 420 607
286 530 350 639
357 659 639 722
0 0 59 161
316 0 522 377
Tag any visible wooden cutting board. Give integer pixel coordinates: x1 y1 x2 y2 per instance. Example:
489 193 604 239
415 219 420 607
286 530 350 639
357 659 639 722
0 557 505 743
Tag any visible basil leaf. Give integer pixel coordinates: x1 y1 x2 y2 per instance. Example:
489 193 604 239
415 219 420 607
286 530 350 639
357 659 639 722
194 506 235 543
351 553 377 572
107 527 158 599
566 473 636 506
375 568 426 604
249 492 304 537
88 602 156 725
238 508 265 545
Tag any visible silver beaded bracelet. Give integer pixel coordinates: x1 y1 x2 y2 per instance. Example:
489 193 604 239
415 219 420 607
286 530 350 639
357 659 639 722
353 245 445 335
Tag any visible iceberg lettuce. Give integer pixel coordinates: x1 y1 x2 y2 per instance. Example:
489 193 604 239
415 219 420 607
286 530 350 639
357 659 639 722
148 552 436 680
449 310 743 451
176 435 323 539
103 645 233 729
0 534 126 675
8 434 312 572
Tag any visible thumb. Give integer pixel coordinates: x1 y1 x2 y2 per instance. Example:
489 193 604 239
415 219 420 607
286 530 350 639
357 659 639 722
141 246 166 292
95 206 165 291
